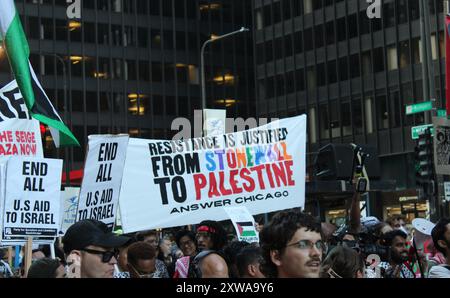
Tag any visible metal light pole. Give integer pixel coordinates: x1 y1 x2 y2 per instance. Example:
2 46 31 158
38 52 71 187
419 1 441 221
200 27 249 112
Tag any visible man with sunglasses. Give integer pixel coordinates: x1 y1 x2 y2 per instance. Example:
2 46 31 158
260 209 324 278
63 219 131 278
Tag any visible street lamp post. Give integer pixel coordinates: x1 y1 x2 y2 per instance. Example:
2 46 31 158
37 52 71 187
200 27 249 112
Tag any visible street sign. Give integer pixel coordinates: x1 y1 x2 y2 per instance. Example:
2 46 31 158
411 124 434 140
437 109 447 118
444 182 450 202
406 102 433 115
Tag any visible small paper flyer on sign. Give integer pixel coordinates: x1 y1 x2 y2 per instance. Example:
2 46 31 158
224 206 259 243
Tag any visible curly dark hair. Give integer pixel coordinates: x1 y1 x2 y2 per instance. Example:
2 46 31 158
259 210 321 278
381 229 407 246
127 241 156 267
432 218 450 257
321 246 365 278
197 220 228 251
175 230 196 248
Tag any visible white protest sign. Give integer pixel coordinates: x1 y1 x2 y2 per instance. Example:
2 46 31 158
59 187 80 236
2 157 62 238
224 206 259 243
0 119 43 163
120 115 307 233
444 182 450 202
204 109 226 136
1 237 55 246
0 80 43 163
433 117 450 175
76 135 129 232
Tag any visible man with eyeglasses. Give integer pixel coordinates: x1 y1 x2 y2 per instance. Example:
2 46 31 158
62 219 131 278
260 209 324 278
175 230 197 257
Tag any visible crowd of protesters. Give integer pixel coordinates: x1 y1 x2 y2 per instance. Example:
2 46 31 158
1 208 449 278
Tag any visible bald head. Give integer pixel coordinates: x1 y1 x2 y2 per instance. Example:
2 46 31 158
199 253 229 278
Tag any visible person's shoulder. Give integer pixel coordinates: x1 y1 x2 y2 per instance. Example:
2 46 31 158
203 252 227 267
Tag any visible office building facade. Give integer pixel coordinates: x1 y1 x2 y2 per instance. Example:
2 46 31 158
0 0 254 171
252 0 446 220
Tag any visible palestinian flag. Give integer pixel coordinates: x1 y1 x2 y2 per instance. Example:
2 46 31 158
236 221 257 237
0 0 79 147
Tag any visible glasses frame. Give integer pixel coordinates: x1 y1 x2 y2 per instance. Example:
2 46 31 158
80 248 118 263
285 239 327 252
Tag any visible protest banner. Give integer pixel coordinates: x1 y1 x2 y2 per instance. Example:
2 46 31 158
76 135 129 231
120 115 307 233
224 206 259 243
433 117 450 175
2 157 62 238
59 187 80 236
0 80 43 163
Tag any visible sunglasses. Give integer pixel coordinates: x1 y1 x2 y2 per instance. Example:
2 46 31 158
80 248 118 263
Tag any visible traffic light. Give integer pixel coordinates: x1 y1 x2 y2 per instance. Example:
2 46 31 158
414 128 435 199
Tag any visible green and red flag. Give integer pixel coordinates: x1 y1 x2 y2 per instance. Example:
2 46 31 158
236 221 257 237
0 0 79 147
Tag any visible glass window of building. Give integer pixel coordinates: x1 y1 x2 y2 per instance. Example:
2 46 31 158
397 0 408 24
315 24 324 49
399 40 410 68
409 0 420 20
307 66 316 89
265 40 273 62
348 14 358 39
361 50 372 76
411 38 421 64
327 60 337 84
273 1 281 24
337 17 346 42
341 101 352 136
387 45 398 71
294 31 303 54
350 54 360 78
263 5 272 27
376 94 389 130
389 91 401 128
339 56 349 81
295 69 305 91
359 10 370 35
383 1 396 28
304 28 313 51
325 21 335 45
284 35 293 57
316 63 326 86
304 0 313 14
373 47 385 73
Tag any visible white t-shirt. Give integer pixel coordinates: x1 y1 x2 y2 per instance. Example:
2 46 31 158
428 265 450 278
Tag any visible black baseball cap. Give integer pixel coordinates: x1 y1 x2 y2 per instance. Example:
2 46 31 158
63 219 131 254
